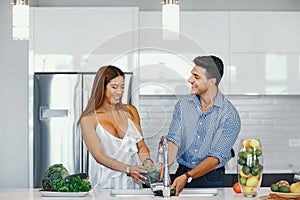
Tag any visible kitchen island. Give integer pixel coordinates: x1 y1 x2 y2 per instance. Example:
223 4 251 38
0 187 272 200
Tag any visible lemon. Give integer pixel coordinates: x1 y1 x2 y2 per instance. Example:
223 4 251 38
242 185 254 195
253 178 261 188
290 182 300 193
239 169 251 178
242 140 250 148
249 139 260 148
246 176 259 187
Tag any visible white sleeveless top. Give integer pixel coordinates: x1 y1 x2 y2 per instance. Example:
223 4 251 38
89 117 143 189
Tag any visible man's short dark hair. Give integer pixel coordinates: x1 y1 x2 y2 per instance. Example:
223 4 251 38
193 55 224 86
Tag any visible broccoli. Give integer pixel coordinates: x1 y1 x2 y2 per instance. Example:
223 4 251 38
42 164 70 191
65 176 91 192
55 176 91 192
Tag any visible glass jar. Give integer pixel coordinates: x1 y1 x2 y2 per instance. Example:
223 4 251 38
237 139 263 198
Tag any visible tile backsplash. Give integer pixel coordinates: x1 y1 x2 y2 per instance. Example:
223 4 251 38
139 95 300 174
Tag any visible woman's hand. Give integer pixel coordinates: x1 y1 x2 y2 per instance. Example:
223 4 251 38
127 165 148 184
143 158 156 169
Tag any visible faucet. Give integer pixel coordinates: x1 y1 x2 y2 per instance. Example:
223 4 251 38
158 136 170 198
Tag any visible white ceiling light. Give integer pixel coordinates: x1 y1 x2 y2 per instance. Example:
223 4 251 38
12 0 29 40
162 0 180 40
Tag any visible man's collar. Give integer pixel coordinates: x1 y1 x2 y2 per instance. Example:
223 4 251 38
188 90 223 108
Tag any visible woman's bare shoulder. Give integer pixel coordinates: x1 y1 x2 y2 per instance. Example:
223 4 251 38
124 104 140 121
124 104 138 114
125 104 138 111
80 113 97 126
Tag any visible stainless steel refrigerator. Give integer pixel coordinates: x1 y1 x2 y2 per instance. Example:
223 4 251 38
33 72 133 188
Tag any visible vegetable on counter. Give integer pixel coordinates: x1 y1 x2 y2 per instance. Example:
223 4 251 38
54 175 91 192
65 173 87 183
270 180 300 193
42 164 91 192
290 182 300 193
42 164 70 191
233 182 241 193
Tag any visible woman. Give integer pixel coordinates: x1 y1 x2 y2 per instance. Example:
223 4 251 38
79 65 154 189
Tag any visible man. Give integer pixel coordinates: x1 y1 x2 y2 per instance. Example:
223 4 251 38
166 55 241 195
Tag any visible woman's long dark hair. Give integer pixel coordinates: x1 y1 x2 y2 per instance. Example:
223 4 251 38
78 65 125 122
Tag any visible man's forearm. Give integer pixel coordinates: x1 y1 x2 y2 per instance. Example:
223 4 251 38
187 156 219 179
168 140 178 167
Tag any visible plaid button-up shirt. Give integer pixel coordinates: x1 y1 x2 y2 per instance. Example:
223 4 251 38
166 91 241 169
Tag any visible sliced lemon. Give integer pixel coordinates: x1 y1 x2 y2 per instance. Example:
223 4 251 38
239 169 251 178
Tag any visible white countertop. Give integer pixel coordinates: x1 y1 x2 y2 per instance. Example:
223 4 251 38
0 187 272 200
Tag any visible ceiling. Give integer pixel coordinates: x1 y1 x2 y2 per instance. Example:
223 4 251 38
30 0 300 11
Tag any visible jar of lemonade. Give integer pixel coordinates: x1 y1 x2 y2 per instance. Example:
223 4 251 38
237 139 263 198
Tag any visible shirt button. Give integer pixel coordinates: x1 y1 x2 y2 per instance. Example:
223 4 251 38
199 122 202 125
194 149 198 152
197 135 200 139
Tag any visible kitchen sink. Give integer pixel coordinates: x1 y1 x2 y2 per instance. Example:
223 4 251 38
110 189 153 197
179 188 218 196
110 188 218 197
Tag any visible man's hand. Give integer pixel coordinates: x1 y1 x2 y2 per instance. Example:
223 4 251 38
170 174 187 196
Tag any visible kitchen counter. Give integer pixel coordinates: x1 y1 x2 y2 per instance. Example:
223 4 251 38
0 187 272 200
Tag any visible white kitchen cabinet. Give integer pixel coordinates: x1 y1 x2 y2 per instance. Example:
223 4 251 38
30 7 139 72
139 11 300 95
229 53 300 94
139 12 230 95
139 11 229 53
30 9 300 94
181 12 229 53
230 12 300 53
180 12 230 94
229 12 300 94
229 53 266 94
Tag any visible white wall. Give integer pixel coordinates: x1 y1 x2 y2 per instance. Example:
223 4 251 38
0 0 29 188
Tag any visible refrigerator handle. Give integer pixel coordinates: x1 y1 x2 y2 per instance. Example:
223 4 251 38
40 107 69 120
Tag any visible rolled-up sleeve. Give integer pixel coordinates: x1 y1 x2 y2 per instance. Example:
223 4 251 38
166 100 183 149
207 109 241 167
